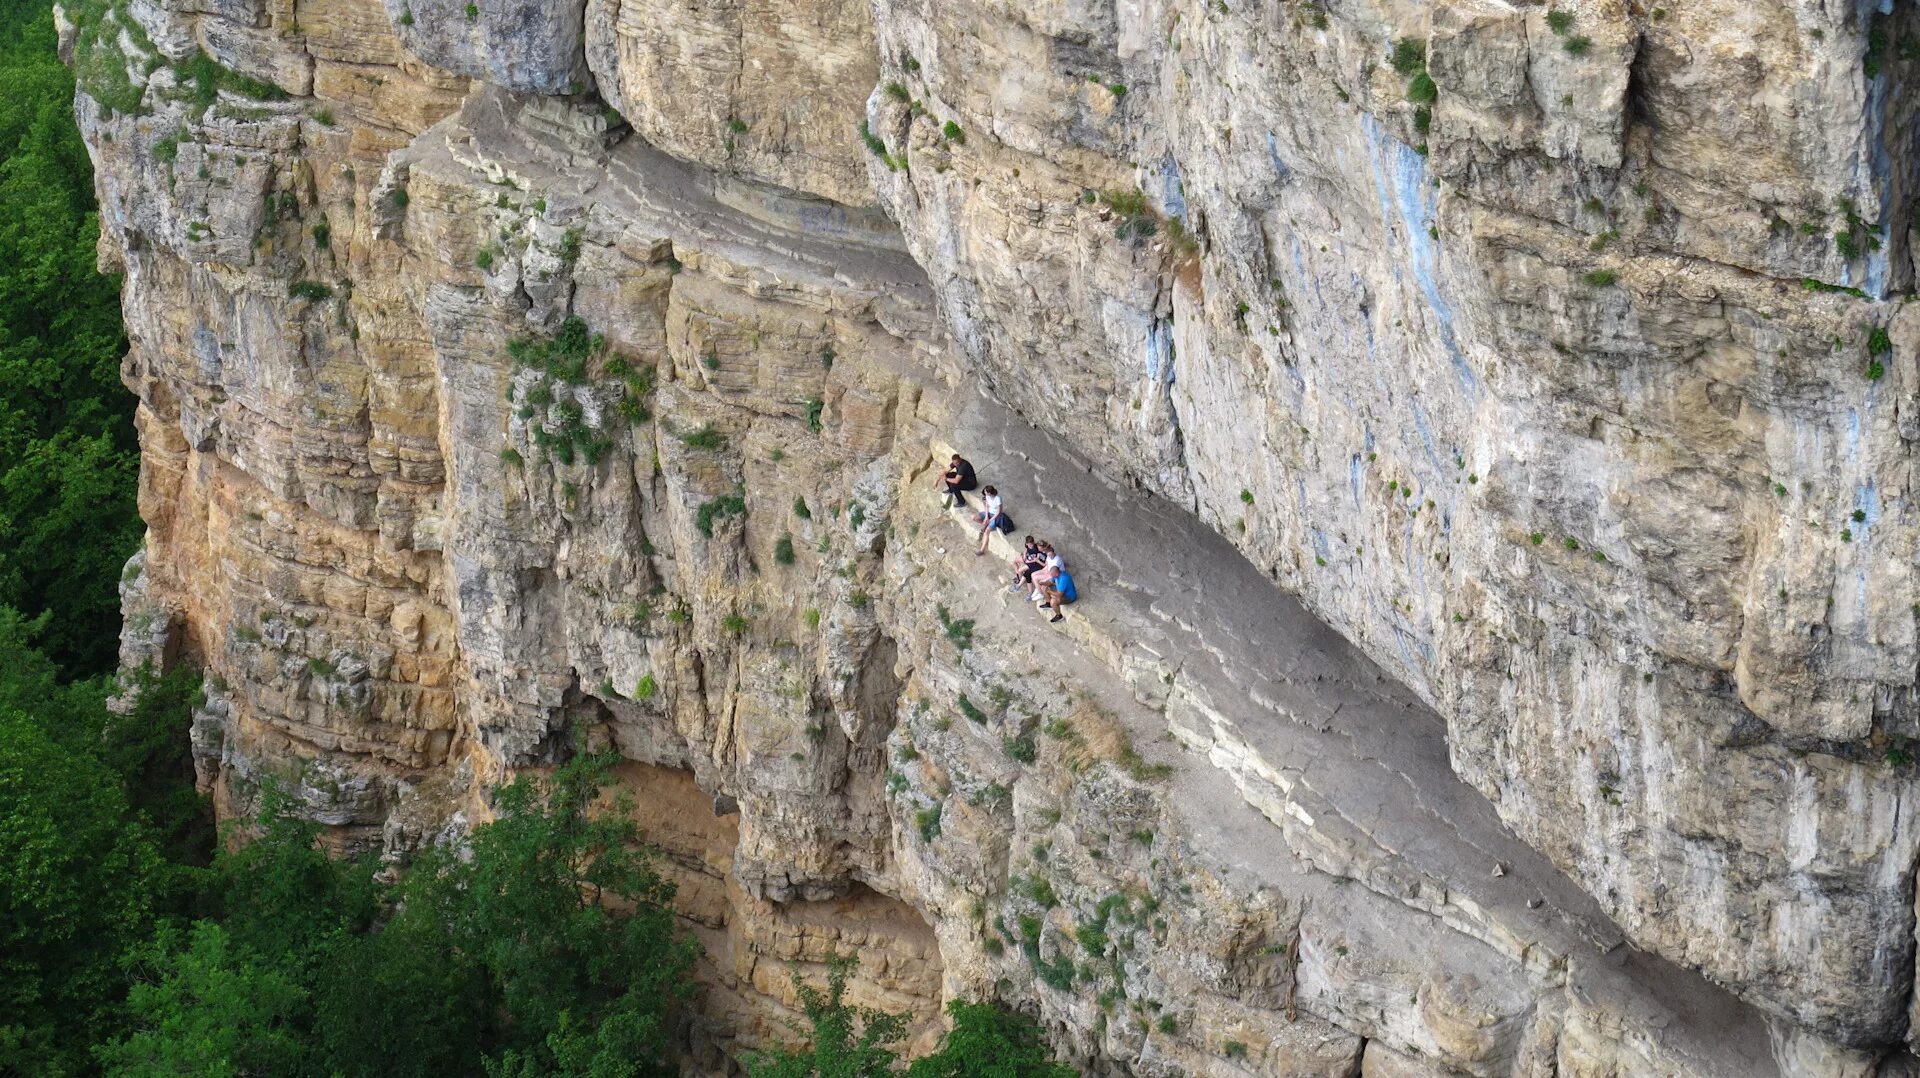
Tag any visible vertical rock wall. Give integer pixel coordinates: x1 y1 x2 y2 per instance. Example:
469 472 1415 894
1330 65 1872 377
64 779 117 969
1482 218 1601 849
67 0 1920 1071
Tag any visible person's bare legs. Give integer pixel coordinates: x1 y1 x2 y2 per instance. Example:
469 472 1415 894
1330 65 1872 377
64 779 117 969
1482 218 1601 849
976 517 992 555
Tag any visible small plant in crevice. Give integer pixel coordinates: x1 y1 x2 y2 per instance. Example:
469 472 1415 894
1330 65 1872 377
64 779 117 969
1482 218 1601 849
695 492 747 537
1580 268 1618 287
915 802 943 841
1003 733 1037 764
1097 188 1161 243
1834 197 1882 261
721 614 749 636
942 120 965 143
288 280 333 301
774 534 796 565
793 495 812 519
957 695 988 725
678 424 726 451
937 604 975 651
1562 34 1593 55
858 120 886 156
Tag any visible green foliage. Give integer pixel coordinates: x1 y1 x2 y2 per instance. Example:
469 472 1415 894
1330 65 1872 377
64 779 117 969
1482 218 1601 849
635 673 658 700
805 397 826 432
1580 268 1617 287
0 608 205 1075
858 120 889 157
1801 277 1868 299
1546 9 1574 34
1002 733 1037 764
794 495 812 519
1562 34 1593 56
289 280 334 301
885 82 911 103
749 956 908 1077
937 604 975 651
508 315 603 384
1097 188 1161 243
905 1002 1073 1078
0 3 141 675
1390 38 1427 78
942 120 965 143
95 921 310 1077
914 802 943 841
957 695 987 725
696 492 748 537
680 423 727 450
1405 72 1437 105
172 50 288 112
775 534 797 566
104 754 696 1077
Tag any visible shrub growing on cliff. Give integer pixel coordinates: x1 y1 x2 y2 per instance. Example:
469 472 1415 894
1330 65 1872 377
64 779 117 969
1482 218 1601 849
680 423 727 450
696 491 748 537
509 316 601 383
1390 38 1426 78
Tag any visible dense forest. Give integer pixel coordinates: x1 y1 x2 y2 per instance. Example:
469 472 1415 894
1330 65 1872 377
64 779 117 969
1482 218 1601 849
0 5 1072 1075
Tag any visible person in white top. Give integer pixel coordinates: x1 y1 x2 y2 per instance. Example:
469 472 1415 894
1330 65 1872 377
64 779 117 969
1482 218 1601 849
974 485 1004 555
1030 542 1063 601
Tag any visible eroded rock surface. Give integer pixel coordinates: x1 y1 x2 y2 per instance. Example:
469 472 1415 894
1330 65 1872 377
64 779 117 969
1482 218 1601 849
68 0 1920 1071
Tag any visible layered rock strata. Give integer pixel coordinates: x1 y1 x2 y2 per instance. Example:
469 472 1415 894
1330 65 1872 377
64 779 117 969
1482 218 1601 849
69 0 1920 1071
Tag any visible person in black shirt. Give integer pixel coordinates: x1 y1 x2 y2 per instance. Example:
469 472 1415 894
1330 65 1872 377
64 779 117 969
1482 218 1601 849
937 453 978 510
1008 536 1045 593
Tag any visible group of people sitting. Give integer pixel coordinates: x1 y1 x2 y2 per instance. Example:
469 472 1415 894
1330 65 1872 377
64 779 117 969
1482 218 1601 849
937 454 1078 624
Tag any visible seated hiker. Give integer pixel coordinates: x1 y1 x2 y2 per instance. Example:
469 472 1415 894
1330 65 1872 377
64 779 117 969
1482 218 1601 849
974 486 1005 555
1008 536 1045 592
975 488 1006 553
1037 565 1077 624
1027 541 1064 601
936 453 978 510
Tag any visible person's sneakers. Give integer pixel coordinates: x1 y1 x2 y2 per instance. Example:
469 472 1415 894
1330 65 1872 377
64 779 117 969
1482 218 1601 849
1049 613 1064 624
1008 583 1024 593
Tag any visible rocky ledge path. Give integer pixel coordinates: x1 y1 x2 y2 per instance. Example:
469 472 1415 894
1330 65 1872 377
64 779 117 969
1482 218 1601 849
929 388 1776 1075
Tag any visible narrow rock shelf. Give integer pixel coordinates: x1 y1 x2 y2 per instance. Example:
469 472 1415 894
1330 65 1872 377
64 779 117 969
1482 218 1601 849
925 389 1776 1075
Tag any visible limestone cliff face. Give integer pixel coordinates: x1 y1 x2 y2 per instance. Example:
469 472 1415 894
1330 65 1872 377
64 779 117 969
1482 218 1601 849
69 0 1920 1071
